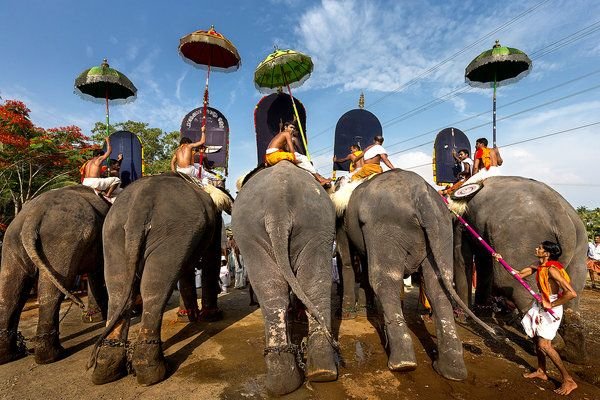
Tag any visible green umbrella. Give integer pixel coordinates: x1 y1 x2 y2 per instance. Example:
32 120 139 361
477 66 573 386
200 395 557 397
465 40 532 146
255 48 313 160
74 59 137 137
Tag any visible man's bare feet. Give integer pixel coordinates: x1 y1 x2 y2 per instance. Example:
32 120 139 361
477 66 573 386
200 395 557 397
555 378 577 395
523 369 548 380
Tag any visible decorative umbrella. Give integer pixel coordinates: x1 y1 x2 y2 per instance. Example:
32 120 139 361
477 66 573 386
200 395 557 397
74 59 137 137
465 40 532 146
179 25 240 175
255 48 313 160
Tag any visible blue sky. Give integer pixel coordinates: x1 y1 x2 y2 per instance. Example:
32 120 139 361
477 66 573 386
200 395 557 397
1 0 599 207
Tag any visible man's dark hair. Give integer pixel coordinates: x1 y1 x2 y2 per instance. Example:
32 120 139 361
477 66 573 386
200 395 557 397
284 121 297 129
541 241 562 261
109 158 120 167
93 149 104 157
476 138 488 147
180 137 192 145
374 135 384 144
350 143 361 150
458 148 470 156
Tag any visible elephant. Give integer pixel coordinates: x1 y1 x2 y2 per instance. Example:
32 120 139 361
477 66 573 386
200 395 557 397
0 185 110 365
344 169 495 380
232 161 338 396
89 173 231 386
451 176 588 363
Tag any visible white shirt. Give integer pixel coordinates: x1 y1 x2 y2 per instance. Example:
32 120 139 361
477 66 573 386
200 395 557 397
363 144 387 161
589 242 600 261
461 157 474 172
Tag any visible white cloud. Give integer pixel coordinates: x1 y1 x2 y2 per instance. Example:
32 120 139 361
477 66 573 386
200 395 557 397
85 45 93 58
175 70 188 101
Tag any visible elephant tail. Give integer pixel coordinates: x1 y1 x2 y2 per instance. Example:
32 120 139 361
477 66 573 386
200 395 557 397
20 211 86 309
420 194 498 338
87 209 149 370
265 216 335 345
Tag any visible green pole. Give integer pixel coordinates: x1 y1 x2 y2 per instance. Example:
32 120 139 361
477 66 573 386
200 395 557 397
283 70 310 161
492 71 497 147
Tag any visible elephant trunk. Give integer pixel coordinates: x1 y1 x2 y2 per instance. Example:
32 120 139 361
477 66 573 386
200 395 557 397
20 210 86 309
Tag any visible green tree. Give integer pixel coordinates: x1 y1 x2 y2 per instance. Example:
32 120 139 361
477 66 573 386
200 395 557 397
576 207 600 240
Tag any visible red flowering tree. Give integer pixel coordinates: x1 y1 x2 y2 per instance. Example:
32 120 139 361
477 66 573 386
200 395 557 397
0 99 94 218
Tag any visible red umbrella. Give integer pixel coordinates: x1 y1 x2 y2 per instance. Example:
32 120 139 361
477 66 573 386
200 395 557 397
179 26 240 176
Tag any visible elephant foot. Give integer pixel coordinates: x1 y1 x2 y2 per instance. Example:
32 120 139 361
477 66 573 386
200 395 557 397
385 322 417 372
91 341 128 385
339 306 357 320
433 357 468 381
82 307 105 323
197 307 223 322
132 340 167 386
264 348 304 395
33 331 65 364
0 330 27 365
176 308 200 323
306 332 337 382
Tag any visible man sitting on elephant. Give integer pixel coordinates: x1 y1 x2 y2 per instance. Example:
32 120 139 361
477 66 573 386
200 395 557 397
171 125 206 178
463 138 502 185
82 136 122 202
350 135 395 181
494 241 578 396
265 121 331 185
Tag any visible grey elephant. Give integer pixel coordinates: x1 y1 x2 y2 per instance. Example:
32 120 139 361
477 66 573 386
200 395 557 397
451 176 588 363
0 185 110 365
232 162 338 396
89 173 231 386
344 169 495 380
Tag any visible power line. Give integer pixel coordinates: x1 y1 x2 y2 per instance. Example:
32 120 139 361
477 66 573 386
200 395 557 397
307 0 552 141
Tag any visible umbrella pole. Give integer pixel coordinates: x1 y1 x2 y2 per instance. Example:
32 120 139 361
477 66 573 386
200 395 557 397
198 65 211 178
492 75 497 147
105 89 110 137
285 83 310 161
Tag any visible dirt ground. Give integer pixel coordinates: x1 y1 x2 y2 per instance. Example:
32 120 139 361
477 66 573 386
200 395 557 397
1 284 600 400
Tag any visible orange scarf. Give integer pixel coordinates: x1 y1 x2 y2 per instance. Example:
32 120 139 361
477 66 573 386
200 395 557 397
475 147 492 170
536 260 570 302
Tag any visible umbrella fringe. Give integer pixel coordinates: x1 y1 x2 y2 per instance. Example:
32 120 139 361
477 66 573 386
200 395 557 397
178 50 241 73
73 90 137 106
255 72 311 94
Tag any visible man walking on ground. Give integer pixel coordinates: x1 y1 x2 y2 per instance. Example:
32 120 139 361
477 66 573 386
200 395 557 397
587 234 600 288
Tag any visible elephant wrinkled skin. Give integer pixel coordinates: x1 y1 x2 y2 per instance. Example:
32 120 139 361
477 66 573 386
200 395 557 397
232 162 338 396
452 176 588 363
0 186 109 365
89 174 223 386
345 169 494 381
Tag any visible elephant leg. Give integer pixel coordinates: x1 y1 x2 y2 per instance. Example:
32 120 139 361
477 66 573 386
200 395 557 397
336 229 358 319
453 225 473 308
368 253 416 371
177 266 199 322
131 259 180 386
0 263 33 365
199 234 222 322
421 258 468 380
296 245 337 382
34 275 71 364
84 270 107 323
91 267 132 385
245 250 302 395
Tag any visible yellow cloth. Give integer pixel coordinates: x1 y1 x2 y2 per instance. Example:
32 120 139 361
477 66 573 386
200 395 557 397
265 150 295 166
349 150 363 172
351 163 383 181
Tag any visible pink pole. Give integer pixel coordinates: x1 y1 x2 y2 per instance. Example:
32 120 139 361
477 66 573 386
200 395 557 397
441 195 559 320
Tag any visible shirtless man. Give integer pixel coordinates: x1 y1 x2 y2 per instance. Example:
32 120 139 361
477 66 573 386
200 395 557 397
494 242 578 395
333 144 364 175
350 135 394 181
463 138 501 185
171 126 206 178
265 121 331 185
82 136 121 201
